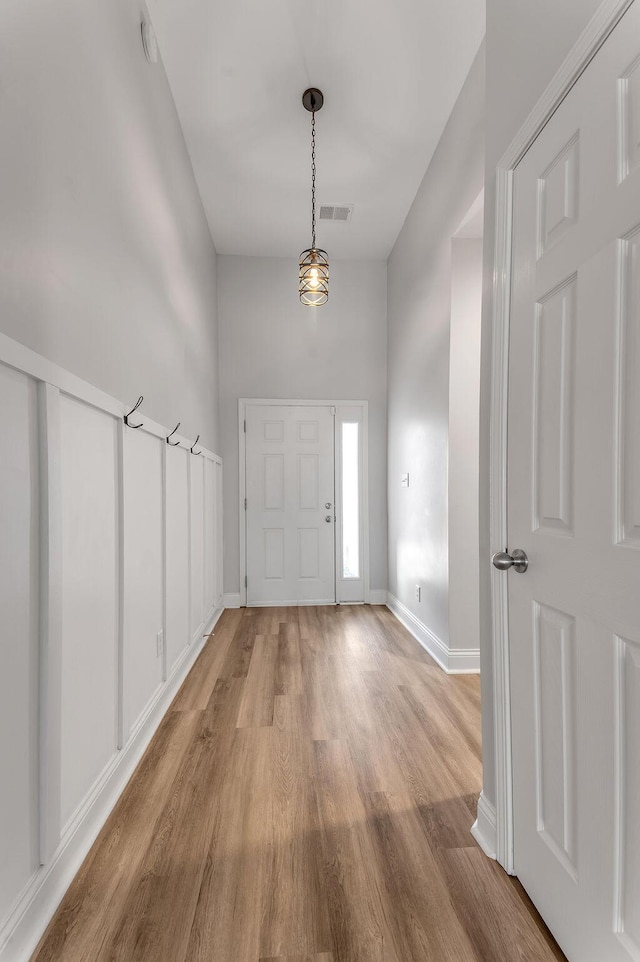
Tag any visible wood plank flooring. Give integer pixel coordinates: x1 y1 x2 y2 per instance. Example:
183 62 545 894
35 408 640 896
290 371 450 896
31 605 565 962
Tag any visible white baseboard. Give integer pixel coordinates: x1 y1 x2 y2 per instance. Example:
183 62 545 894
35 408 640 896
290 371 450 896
223 591 389 608
0 605 224 962
386 593 480 674
471 791 497 860
368 589 388 605
222 592 241 608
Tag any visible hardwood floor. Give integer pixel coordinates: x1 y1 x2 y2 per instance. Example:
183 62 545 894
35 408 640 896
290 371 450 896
31 605 565 962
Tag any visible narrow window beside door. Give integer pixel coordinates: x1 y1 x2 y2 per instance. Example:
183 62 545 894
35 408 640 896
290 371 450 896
342 422 360 579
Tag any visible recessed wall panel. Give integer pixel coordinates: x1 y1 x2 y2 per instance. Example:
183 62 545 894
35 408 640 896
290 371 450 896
216 461 223 605
537 133 579 257
0 364 40 926
123 430 163 738
60 395 118 829
298 454 319 510
617 229 640 547
190 454 205 636
298 528 320 579
615 636 640 956
534 602 577 880
533 276 576 535
204 457 216 618
165 445 189 672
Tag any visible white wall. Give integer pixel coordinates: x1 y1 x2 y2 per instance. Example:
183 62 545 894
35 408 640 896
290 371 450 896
0 4 225 952
217 255 388 599
0 338 223 962
386 43 485 662
449 238 483 655
0 0 220 451
478 0 605 812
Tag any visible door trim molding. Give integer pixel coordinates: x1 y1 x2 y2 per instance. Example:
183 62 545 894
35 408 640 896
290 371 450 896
489 0 635 874
238 398 370 608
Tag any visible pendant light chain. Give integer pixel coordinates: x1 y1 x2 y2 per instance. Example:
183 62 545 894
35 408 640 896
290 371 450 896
299 87 328 306
311 110 317 250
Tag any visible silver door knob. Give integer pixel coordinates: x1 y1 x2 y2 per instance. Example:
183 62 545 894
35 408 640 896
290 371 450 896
325 515 332 523
325 502 332 509
492 549 529 573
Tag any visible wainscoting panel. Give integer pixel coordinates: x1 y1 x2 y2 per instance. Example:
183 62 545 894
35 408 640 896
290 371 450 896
59 395 119 832
122 429 164 739
0 332 223 962
204 456 217 624
216 461 223 609
165 444 190 675
190 453 205 641
0 364 40 930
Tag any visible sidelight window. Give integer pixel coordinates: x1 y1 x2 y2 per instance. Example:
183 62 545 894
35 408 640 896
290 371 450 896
341 422 360 579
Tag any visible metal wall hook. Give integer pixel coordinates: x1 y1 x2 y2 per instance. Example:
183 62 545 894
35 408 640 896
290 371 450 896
124 395 144 429
190 434 201 456
166 422 181 446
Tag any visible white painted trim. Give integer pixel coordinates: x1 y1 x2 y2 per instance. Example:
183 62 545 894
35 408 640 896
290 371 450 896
0 332 220 462
362 405 371 604
247 599 337 608
223 592 242 609
489 159 516 875
0 331 224 958
334 404 369 604
0 606 224 962
471 791 498 860
386 593 480 674
239 397 370 408
368 589 388 605
116 419 126 751
161 442 168 684
238 402 247 607
37 383 63 865
238 398 370 608
488 0 635 876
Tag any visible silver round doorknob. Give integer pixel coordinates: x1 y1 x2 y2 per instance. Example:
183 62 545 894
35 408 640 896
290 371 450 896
492 548 529 573
325 502 332 509
325 515 332 523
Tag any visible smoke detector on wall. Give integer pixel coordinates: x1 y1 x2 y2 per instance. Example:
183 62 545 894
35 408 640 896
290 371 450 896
319 205 354 223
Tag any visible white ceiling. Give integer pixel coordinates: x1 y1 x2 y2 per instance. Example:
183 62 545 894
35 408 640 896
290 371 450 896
148 0 485 260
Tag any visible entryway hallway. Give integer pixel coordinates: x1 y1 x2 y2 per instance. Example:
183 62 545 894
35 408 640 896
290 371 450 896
31 606 564 961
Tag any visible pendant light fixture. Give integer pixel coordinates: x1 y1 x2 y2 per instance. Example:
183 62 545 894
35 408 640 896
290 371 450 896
299 88 329 306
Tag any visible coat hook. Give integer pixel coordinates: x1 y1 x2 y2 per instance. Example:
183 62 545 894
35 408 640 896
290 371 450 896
166 422 181 446
190 434 201 456
124 396 144 429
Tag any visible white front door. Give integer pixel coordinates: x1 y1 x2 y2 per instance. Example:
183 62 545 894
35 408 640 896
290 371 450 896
506 4 640 960
245 404 336 605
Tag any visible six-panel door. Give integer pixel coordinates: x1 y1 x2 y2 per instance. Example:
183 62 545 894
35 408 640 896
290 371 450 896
245 404 336 605
508 4 640 959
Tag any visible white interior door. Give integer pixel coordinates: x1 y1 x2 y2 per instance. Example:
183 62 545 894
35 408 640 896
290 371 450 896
506 4 640 960
245 403 336 605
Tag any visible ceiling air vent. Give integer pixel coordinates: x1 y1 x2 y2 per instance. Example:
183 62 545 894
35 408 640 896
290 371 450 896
319 204 354 222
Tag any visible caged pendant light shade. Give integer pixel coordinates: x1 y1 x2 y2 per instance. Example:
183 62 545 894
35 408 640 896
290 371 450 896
299 88 329 306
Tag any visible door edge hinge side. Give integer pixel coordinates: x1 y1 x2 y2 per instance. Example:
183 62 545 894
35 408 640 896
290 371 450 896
244 574 248 588
330 405 336 416
244 497 247 510
243 419 246 433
